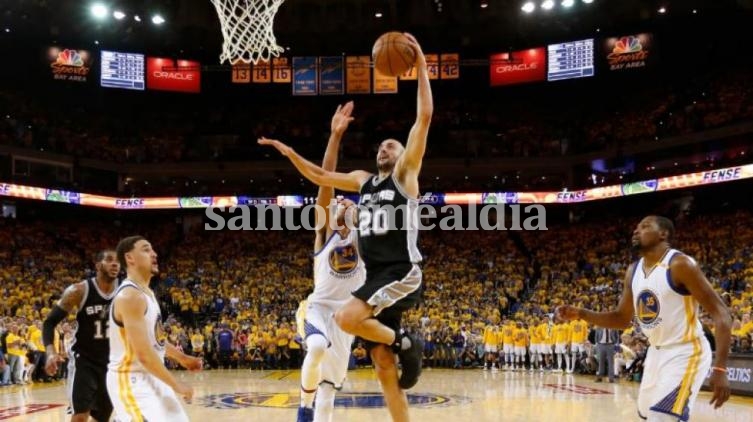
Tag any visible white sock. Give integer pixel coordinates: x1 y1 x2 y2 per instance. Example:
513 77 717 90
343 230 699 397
556 353 562 369
564 353 570 371
314 382 336 422
300 335 327 408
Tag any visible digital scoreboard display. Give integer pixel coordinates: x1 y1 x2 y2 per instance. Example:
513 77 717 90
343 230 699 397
547 39 594 81
100 50 145 90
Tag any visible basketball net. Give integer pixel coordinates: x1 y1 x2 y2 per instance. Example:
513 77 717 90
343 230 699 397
210 0 286 65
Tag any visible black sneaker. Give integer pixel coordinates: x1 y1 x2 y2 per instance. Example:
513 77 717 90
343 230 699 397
397 333 424 389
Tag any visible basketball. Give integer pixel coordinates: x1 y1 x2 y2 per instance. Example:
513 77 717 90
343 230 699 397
372 32 417 76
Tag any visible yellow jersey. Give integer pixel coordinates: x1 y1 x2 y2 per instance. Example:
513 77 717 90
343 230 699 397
570 320 588 343
553 323 572 344
502 324 515 344
529 325 542 344
483 326 500 346
513 328 528 347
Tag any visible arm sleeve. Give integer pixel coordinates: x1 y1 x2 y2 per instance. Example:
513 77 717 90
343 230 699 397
43 305 69 349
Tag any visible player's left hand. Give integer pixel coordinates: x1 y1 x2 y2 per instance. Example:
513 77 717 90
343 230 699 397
402 33 426 64
258 137 292 156
181 355 204 372
331 101 355 134
708 369 730 409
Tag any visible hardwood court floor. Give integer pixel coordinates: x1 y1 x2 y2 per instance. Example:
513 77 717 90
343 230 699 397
1 368 751 421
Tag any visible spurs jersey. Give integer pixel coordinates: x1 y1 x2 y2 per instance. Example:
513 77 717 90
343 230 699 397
308 230 366 308
631 249 704 347
358 173 421 271
107 280 167 374
71 278 118 366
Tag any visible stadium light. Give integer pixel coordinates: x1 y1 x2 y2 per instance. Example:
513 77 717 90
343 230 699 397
480 1 489 8
562 0 575 7
582 0 594 3
522 2 536 13
90 3 108 19
658 6 666 14
113 10 126 20
375 11 383 18
542 0 555 10
151 14 165 25
134 15 141 22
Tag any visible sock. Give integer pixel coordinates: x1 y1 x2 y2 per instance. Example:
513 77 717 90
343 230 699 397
300 335 327 408
314 383 336 422
391 329 411 353
557 353 562 370
565 353 570 371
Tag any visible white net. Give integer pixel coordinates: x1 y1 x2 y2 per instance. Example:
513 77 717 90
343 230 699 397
210 0 286 65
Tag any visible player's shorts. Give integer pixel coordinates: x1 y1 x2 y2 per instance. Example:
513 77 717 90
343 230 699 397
528 343 541 354
570 343 586 354
637 337 711 421
502 344 513 354
66 353 113 421
297 300 355 389
484 345 498 354
542 344 553 354
352 263 422 351
514 346 526 357
106 370 188 422
555 343 568 354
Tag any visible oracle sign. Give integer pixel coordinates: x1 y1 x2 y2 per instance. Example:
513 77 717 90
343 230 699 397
146 57 201 93
490 48 546 86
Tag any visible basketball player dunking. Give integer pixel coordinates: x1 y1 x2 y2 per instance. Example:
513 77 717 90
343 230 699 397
260 32 431 422
557 216 731 421
42 250 120 422
107 236 202 421
295 101 366 422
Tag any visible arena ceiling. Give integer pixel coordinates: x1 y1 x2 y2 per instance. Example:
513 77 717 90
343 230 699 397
3 0 749 61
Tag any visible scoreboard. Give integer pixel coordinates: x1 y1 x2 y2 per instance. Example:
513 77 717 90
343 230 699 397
100 51 145 90
547 39 594 81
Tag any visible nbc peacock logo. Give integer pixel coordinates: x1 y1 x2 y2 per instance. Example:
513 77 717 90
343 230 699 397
612 36 643 55
50 48 91 80
56 49 85 67
606 34 650 70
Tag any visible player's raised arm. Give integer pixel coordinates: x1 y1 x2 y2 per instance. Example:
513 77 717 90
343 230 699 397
670 255 732 408
557 263 636 329
258 137 370 193
396 33 433 179
315 102 355 248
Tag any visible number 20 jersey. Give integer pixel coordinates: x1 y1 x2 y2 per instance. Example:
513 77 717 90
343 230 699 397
358 173 422 272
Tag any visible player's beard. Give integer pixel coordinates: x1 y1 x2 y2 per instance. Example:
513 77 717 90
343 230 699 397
377 158 394 173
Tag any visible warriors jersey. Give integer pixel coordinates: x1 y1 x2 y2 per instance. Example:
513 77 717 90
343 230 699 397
358 173 422 271
108 280 167 374
308 230 366 308
631 249 704 348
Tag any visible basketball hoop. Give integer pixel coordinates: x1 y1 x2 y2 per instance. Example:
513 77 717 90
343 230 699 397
210 0 286 65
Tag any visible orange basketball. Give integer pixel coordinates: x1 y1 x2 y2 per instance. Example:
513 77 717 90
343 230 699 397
372 32 417 76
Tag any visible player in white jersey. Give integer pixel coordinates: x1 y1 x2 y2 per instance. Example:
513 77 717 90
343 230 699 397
557 216 731 421
296 101 366 422
107 236 202 422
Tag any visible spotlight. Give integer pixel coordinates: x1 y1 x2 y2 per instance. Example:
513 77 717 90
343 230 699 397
90 3 108 19
375 11 383 18
658 6 666 14
521 2 536 13
582 0 594 3
113 10 126 20
151 14 165 25
542 0 555 10
480 1 489 8
134 15 141 22
562 0 575 7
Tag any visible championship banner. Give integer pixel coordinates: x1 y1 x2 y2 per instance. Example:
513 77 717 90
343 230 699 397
373 66 398 94
48 47 93 83
146 58 201 93
319 56 344 95
253 60 271 83
440 53 460 79
345 56 371 94
490 48 546 86
272 57 291 83
231 63 251 83
292 57 318 95
426 54 440 80
603 33 654 71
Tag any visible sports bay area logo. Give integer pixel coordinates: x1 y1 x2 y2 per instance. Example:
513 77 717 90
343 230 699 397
200 392 470 409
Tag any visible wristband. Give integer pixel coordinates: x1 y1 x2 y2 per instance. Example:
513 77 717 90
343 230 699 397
711 367 727 373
